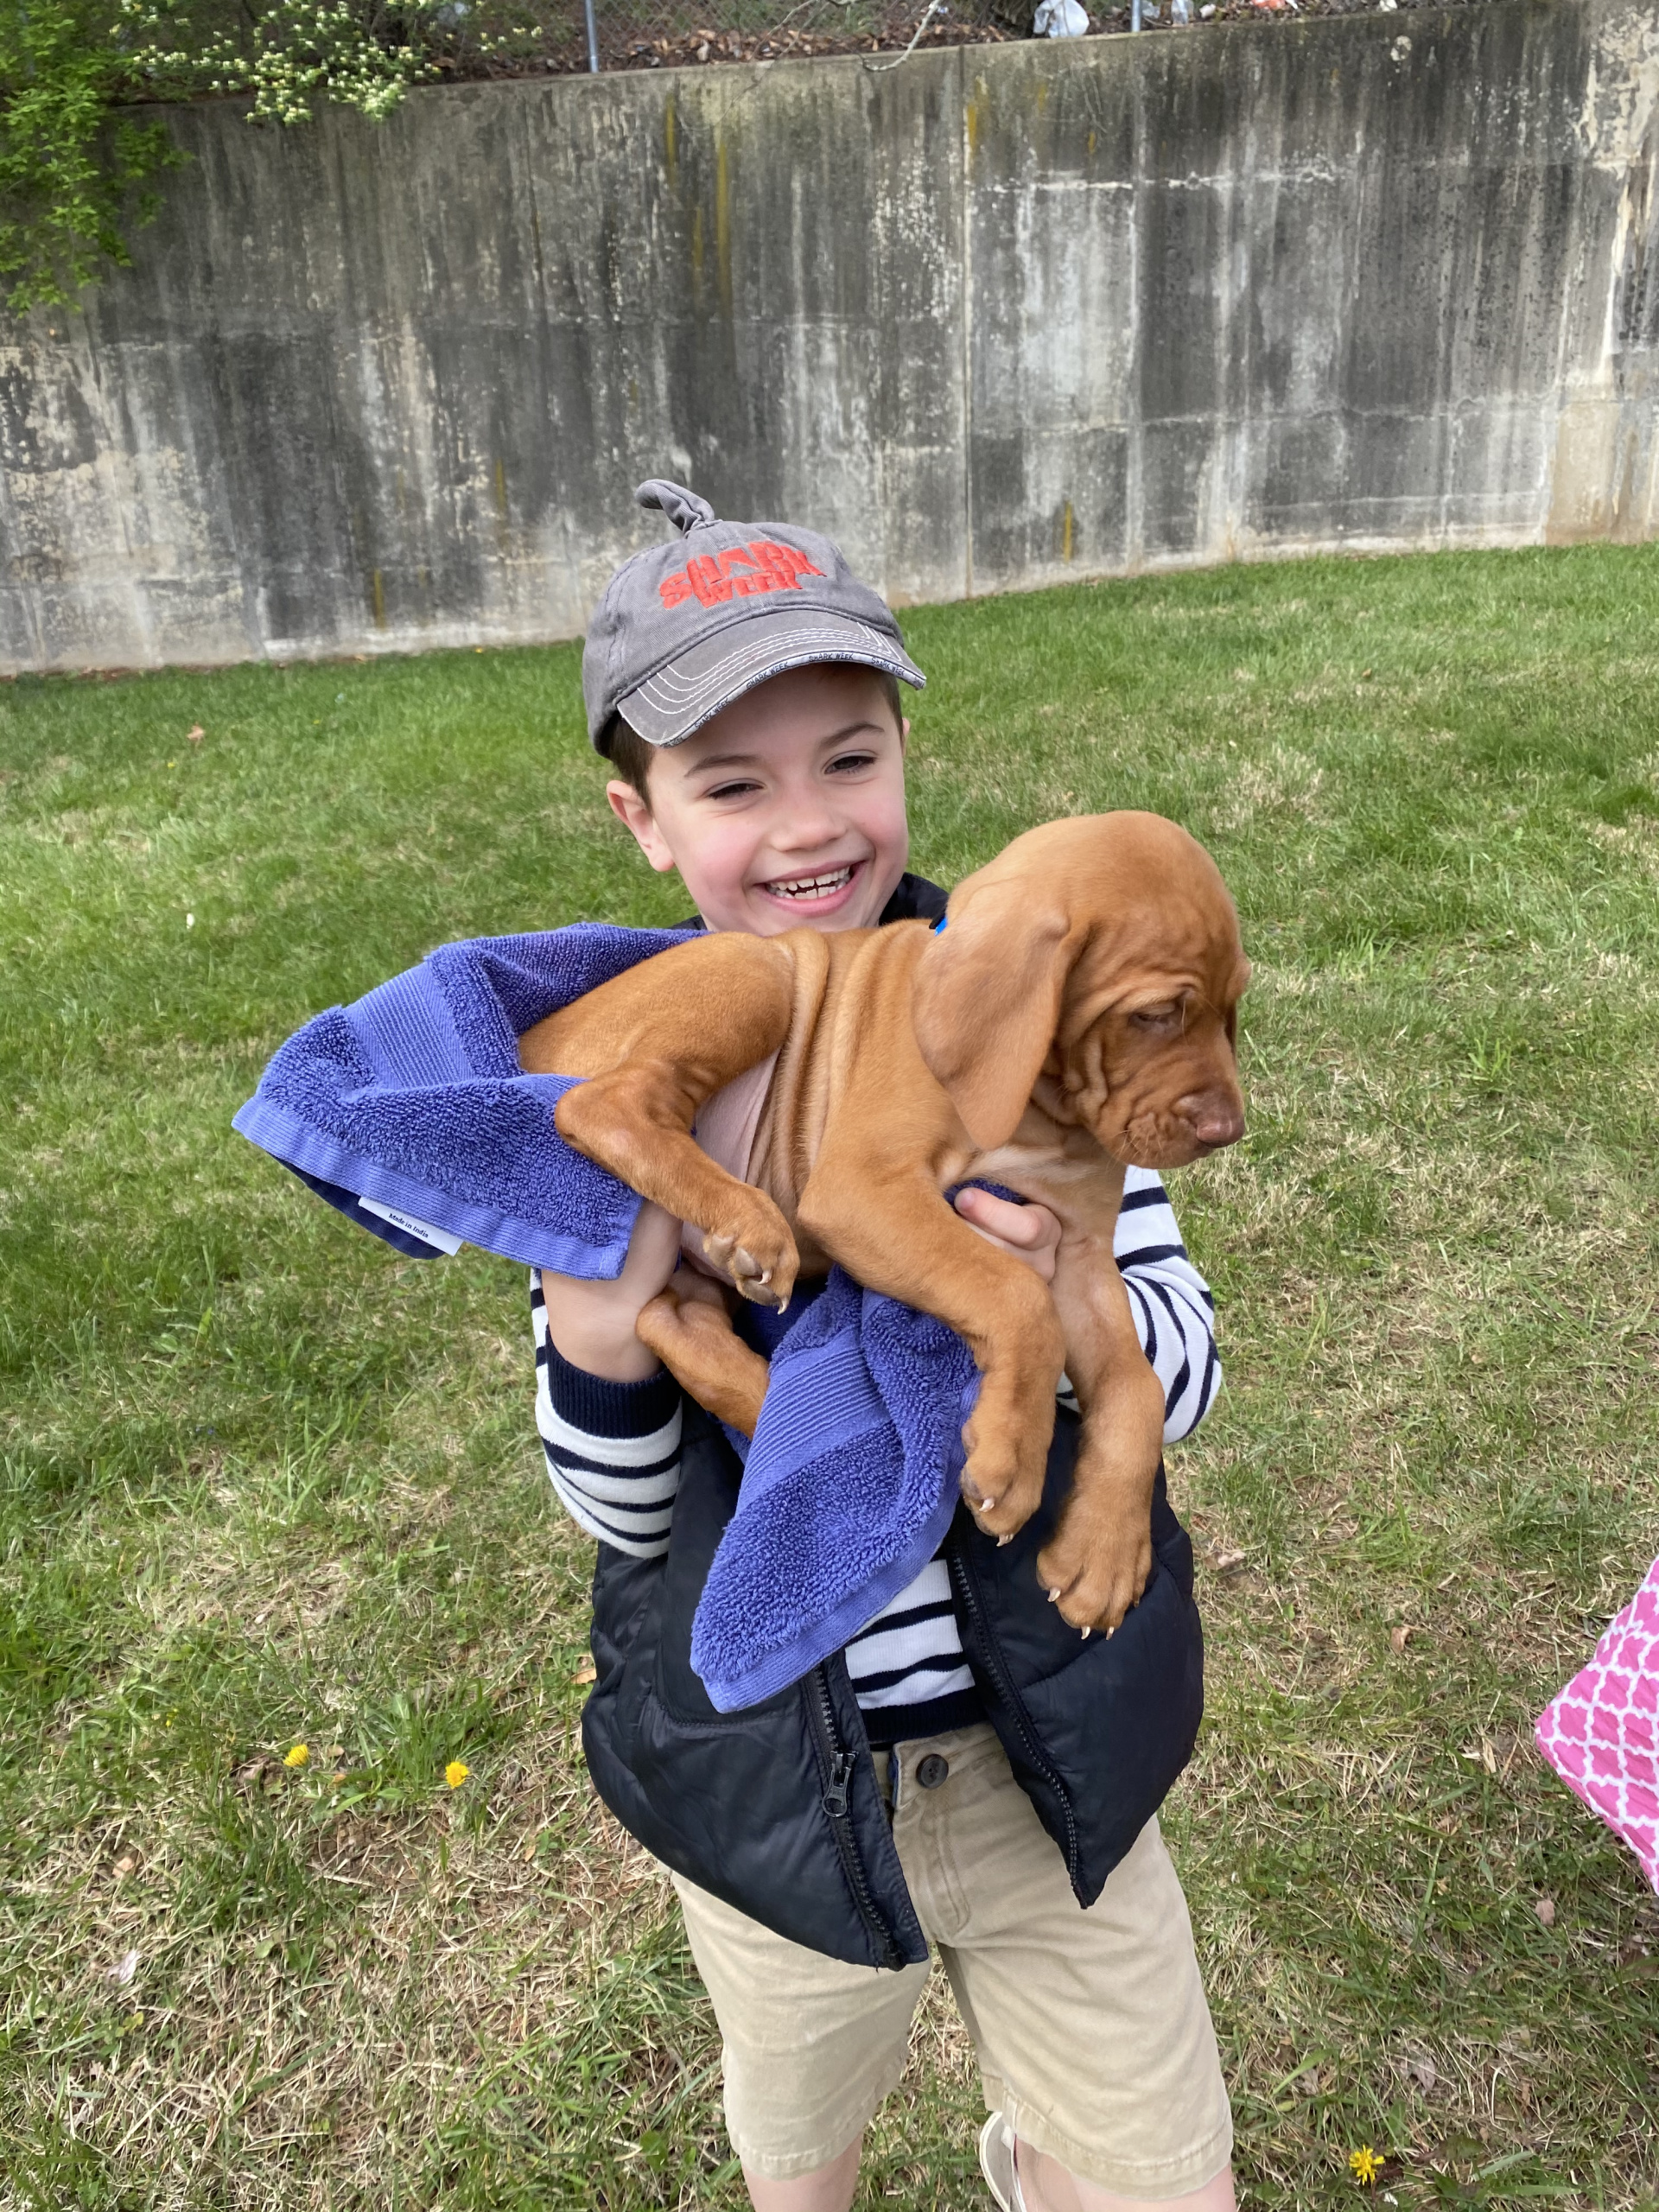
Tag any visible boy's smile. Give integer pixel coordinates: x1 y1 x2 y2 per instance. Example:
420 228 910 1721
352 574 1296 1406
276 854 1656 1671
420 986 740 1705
606 663 911 936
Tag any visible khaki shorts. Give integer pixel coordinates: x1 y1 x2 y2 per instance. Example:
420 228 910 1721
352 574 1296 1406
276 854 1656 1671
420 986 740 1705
672 1724 1231 2198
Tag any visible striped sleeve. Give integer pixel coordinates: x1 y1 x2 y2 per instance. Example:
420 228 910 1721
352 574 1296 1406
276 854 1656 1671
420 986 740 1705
1112 1166 1221 1443
531 1270 682 1559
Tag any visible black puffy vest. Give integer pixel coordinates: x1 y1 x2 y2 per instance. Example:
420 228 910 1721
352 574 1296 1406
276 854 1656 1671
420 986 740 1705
582 1401 1203 1970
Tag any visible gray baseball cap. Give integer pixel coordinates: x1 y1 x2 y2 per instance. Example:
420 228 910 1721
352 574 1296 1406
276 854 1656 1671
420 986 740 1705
582 479 925 753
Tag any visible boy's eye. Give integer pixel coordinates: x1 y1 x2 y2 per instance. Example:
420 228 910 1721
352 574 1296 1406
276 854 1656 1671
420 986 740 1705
703 779 763 802
825 750 878 776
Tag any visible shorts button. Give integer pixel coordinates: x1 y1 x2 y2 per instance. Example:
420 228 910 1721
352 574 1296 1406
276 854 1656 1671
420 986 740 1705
915 1753 950 1790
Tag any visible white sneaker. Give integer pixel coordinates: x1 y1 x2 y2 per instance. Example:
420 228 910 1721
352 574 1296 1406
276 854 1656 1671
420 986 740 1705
978 2113 1028 2212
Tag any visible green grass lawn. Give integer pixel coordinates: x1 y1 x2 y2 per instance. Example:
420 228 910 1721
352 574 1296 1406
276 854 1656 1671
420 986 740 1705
4 544 1659 2211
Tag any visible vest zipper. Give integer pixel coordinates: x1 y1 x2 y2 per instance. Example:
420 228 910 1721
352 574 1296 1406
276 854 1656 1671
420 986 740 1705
806 1663 905 1970
945 1524 1081 1885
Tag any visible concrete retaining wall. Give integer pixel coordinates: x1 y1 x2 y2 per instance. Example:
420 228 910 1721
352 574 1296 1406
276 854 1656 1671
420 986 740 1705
3 0 1656 671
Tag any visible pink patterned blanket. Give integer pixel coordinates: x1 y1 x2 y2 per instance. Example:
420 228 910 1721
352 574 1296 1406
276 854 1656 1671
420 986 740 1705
1535 1554 1659 1894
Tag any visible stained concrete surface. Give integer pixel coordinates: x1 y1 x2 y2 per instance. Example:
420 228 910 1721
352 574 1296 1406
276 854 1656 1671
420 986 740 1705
1 0 1655 671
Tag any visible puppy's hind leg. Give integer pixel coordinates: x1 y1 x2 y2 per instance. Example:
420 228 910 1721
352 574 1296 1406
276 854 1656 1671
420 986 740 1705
637 1275 771 1438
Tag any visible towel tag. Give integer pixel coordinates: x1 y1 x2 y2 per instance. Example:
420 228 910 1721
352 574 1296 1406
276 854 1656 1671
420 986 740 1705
359 1197 464 1255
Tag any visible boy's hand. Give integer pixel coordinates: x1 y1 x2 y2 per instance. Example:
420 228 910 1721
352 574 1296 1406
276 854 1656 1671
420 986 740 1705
541 1200 683 1381
952 1187 1063 1284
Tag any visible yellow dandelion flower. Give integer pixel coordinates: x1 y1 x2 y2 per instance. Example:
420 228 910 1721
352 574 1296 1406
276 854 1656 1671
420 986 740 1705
283 1743 310 1769
445 1759 470 1789
1349 2146 1383 2188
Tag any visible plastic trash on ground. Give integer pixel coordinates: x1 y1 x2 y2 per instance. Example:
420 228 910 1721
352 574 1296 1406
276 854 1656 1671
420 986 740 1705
1034 0 1089 35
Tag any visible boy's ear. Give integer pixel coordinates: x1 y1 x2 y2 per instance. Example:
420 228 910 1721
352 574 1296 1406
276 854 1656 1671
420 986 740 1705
911 882 1074 1151
607 779 677 875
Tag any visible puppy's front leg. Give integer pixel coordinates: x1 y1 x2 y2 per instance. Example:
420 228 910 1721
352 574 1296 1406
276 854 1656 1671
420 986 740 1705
1040 1233 1166 1633
557 1062 798 1307
519 936 800 1307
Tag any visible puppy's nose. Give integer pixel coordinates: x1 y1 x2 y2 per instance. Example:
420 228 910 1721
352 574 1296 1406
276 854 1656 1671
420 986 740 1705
1178 1092 1246 1150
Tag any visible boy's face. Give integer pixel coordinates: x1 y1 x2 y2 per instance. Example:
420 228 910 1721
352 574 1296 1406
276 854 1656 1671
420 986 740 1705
607 664 910 936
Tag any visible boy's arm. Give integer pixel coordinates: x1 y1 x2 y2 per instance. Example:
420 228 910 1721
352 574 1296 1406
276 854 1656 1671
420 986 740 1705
537 1200 683 1382
1111 1167 1221 1441
531 1205 686 1560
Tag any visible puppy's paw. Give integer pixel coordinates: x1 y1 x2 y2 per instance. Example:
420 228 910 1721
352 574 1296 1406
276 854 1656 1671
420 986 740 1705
959 1406 1050 1541
1036 1498 1154 1636
701 1195 798 1308
637 1287 771 1435
636 1283 730 1356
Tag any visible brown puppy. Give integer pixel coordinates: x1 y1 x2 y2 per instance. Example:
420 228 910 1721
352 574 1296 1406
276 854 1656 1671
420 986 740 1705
519 812 1248 1632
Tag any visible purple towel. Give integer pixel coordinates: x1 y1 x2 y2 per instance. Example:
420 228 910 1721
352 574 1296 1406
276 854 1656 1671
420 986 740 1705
232 926 695 1274
233 923 982 1710
694 1267 978 1710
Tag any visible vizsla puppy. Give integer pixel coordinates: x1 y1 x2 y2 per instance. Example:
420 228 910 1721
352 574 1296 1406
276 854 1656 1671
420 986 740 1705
519 811 1248 1633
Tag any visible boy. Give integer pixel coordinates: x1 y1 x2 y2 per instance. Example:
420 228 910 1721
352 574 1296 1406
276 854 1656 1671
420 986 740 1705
532 481 1236 2212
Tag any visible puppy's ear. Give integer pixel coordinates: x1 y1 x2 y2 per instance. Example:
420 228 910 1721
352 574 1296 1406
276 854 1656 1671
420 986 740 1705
912 887 1073 1151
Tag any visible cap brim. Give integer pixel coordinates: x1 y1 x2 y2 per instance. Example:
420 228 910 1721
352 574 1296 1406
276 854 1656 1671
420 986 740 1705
614 607 925 749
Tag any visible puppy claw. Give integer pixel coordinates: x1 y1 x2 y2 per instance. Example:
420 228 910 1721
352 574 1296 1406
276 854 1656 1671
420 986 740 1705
1081 1626 1090 1641
996 1535 1011 1548
1047 1587 1060 1605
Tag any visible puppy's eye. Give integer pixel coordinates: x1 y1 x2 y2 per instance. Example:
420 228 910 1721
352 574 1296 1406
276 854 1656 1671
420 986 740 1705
1129 1002 1183 1031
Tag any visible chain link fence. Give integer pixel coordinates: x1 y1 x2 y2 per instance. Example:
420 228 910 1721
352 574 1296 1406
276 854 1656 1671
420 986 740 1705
596 0 1018 73
429 0 1495 84
431 0 1019 77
